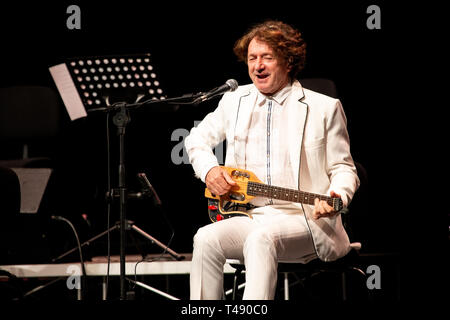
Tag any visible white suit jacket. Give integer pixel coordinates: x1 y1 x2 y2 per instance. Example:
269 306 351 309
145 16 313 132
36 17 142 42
185 80 360 261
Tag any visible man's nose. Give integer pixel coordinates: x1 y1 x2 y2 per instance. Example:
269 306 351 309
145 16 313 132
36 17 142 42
256 60 265 71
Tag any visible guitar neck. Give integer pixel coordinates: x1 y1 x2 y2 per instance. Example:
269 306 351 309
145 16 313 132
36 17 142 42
247 181 336 207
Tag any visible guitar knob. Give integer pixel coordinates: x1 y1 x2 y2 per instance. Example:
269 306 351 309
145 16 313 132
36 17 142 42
216 214 224 221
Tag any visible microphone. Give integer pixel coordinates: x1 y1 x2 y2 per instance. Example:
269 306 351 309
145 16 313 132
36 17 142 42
137 172 162 207
194 79 238 104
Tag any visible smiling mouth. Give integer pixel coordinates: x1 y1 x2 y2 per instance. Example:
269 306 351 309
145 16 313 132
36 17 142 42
256 74 269 80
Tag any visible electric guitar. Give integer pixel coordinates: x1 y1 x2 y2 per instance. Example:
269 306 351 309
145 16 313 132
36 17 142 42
205 167 343 223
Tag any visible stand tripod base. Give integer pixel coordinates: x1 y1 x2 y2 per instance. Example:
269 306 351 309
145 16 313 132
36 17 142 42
127 278 180 300
129 222 184 261
52 220 184 262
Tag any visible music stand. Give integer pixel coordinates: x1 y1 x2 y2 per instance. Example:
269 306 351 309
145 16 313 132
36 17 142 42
50 53 184 300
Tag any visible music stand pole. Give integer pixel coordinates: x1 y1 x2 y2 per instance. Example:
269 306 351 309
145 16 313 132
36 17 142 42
112 104 130 300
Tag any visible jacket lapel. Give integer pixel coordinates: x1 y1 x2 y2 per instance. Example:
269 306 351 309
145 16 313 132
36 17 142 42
233 87 257 168
287 81 307 189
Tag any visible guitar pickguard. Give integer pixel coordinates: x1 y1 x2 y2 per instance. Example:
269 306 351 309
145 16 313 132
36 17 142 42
207 198 252 223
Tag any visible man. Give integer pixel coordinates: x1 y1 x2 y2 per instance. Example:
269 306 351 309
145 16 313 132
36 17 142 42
185 20 359 300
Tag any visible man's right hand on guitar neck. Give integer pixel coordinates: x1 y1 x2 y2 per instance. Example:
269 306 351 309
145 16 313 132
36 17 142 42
205 166 237 196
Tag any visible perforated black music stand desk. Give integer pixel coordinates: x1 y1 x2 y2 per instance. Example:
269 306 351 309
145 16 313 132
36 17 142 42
50 53 184 300
50 53 167 120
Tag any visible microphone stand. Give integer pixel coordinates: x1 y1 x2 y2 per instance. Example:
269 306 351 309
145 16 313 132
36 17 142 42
53 86 233 299
88 93 201 300
111 104 129 300
88 92 204 112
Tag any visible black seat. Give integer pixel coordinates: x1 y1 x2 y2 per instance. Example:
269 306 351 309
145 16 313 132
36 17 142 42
300 78 338 98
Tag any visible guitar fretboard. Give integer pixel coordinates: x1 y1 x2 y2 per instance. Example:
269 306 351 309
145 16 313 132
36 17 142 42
247 181 339 208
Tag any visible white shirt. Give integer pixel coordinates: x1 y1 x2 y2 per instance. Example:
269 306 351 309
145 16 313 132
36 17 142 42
245 83 298 206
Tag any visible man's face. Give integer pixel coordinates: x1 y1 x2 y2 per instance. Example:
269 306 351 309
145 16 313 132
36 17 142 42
247 37 291 95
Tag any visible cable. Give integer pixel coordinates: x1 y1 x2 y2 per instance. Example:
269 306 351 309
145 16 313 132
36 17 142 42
105 111 112 300
51 215 87 299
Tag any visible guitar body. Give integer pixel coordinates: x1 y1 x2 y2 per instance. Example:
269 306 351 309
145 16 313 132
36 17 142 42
205 166 343 223
205 167 260 222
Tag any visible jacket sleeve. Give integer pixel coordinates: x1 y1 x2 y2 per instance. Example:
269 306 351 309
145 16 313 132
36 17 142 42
325 100 360 207
184 97 228 182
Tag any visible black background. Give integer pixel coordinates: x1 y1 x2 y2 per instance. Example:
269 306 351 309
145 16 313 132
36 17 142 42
0 1 438 301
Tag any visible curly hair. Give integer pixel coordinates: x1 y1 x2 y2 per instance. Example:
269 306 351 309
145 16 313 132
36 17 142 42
233 20 307 79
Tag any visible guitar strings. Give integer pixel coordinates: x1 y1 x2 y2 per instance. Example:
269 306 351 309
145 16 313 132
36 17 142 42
229 181 333 205
223 178 335 207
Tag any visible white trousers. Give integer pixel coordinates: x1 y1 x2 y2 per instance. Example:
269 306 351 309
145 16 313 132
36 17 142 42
190 205 317 300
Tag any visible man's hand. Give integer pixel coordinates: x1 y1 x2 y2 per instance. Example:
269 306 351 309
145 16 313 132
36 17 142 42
205 166 237 196
312 191 341 220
